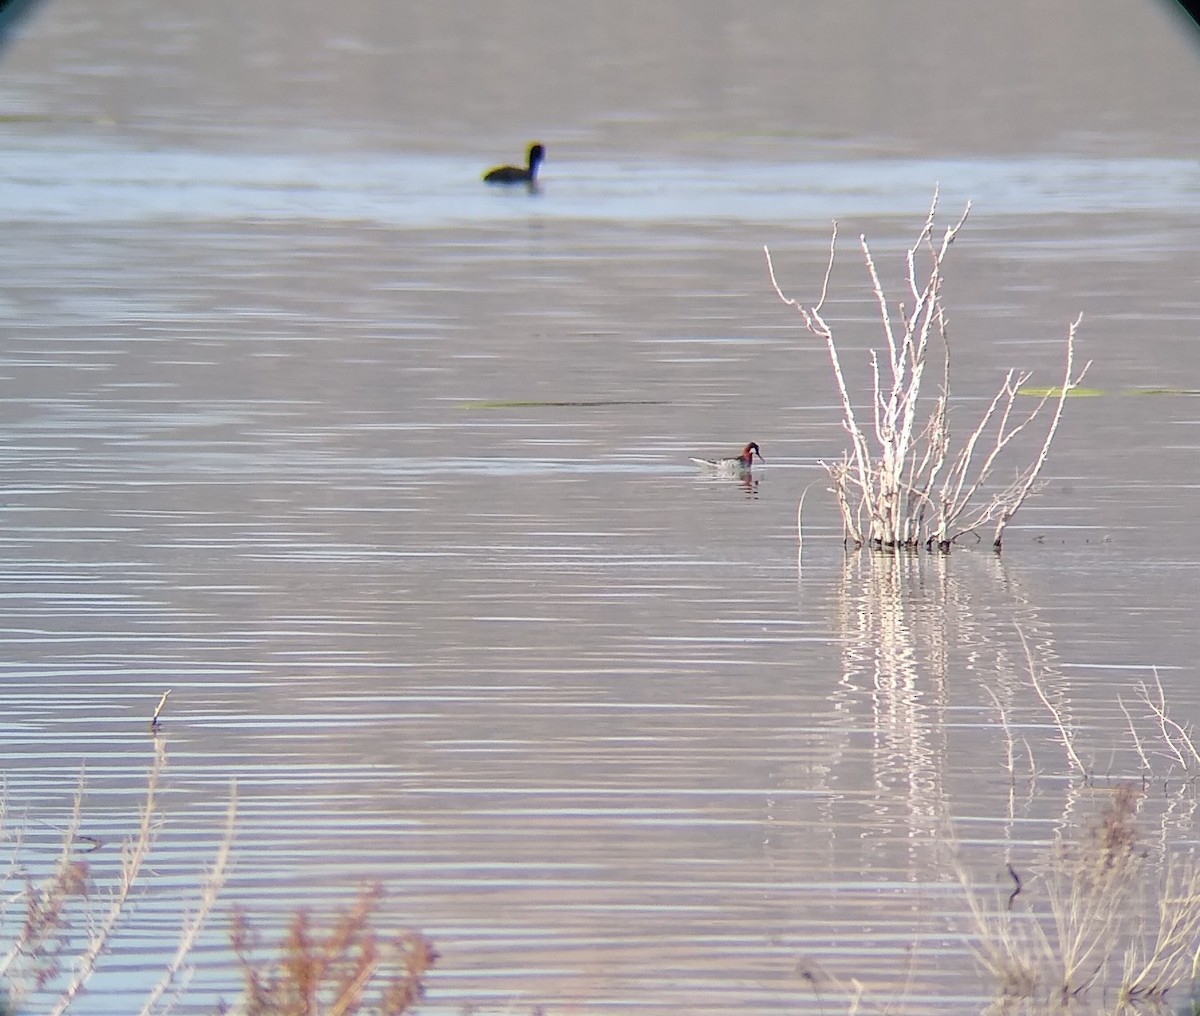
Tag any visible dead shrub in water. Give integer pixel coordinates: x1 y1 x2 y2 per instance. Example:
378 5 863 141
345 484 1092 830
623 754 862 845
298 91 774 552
229 884 437 1016
766 192 1090 553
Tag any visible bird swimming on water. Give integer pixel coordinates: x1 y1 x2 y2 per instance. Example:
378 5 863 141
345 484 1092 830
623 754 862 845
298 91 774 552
690 442 764 475
483 142 545 185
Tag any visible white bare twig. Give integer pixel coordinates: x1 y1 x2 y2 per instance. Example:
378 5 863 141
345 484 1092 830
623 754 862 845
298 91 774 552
767 192 1086 553
151 689 171 729
992 313 1090 550
767 233 873 545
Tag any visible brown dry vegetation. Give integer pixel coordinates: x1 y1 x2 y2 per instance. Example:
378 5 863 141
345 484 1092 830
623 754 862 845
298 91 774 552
228 885 437 1016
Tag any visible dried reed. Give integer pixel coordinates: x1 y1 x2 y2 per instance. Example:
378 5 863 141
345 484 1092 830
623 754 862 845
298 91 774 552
959 644 1200 1016
0 738 235 1016
0 740 436 1016
228 884 437 1016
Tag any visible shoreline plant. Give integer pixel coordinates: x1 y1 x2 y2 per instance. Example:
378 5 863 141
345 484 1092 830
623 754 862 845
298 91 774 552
766 192 1090 553
0 738 235 1016
957 654 1200 1016
228 885 437 1016
0 736 435 1016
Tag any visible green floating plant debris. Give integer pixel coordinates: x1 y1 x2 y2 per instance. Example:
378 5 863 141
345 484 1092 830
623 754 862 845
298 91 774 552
462 398 664 410
1131 386 1200 396
1019 386 1200 398
0 113 102 124
1018 386 1104 397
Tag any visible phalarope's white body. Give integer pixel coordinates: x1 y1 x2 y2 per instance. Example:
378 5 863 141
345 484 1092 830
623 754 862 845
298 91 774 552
690 441 764 475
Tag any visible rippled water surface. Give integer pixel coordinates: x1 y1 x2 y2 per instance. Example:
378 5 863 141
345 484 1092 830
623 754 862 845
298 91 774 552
3 2 1200 1014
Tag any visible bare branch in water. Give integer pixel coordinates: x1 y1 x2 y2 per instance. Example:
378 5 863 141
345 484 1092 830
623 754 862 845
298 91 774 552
767 193 1087 553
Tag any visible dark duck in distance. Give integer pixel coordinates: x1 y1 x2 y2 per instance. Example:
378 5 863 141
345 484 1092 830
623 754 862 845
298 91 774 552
483 142 545 185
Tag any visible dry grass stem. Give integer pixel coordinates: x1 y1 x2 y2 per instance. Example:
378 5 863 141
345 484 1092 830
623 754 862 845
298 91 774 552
0 780 90 1007
0 743 434 1016
964 790 1148 1012
45 737 167 1016
1117 851 1200 1007
959 642 1200 1016
0 740 248 1016
137 780 238 1016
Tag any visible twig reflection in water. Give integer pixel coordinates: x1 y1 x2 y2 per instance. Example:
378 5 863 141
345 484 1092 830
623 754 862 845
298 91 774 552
790 552 1200 1013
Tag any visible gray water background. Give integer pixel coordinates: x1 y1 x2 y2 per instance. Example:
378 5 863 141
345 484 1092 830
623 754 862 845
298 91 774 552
2 2 1200 1013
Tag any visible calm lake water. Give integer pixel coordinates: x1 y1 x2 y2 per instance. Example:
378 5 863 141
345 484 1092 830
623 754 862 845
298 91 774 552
2 2 1200 1014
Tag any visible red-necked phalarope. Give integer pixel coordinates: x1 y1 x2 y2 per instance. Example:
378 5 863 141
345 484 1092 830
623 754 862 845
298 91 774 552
690 441 764 474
